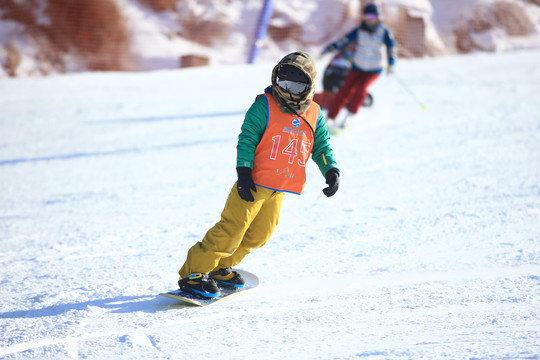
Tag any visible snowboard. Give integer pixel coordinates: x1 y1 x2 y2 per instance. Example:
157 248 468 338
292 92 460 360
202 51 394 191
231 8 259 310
363 92 374 107
159 269 259 307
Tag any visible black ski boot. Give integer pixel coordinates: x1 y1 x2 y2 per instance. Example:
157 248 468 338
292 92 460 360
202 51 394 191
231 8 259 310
210 268 245 289
178 273 220 298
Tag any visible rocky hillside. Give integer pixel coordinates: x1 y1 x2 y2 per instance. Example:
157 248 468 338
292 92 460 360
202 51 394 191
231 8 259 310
1 0 539 77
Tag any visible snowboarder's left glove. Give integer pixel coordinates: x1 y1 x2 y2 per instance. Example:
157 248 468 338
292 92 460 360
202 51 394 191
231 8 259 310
236 167 257 202
323 168 340 197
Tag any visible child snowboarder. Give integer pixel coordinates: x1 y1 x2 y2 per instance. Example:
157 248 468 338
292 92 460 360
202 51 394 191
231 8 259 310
322 3 396 129
177 52 340 299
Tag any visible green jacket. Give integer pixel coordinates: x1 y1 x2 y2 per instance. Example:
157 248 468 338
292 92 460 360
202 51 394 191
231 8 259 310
237 93 339 178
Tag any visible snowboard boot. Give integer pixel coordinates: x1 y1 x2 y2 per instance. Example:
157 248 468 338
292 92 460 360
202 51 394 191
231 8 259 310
178 273 220 298
210 268 245 289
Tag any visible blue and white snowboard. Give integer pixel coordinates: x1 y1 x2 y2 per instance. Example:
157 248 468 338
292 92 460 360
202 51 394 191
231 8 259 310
159 269 259 306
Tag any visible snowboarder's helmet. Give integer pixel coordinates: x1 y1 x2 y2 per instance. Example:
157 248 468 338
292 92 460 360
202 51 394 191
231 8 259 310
271 51 317 114
276 64 310 95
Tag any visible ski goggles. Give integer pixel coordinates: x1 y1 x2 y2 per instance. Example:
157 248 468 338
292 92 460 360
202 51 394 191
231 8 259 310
365 14 378 21
276 77 309 94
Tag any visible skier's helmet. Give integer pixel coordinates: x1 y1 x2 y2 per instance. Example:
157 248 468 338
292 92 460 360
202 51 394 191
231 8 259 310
271 51 317 114
363 4 379 16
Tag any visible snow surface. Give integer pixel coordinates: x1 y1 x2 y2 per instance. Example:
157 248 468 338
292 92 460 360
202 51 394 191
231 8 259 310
1 51 540 359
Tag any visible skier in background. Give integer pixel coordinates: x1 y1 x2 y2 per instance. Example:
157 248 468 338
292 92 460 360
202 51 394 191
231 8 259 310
313 46 374 112
177 52 340 299
313 47 353 109
321 3 396 129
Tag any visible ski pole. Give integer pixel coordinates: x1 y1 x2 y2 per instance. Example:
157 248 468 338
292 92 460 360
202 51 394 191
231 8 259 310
393 74 427 111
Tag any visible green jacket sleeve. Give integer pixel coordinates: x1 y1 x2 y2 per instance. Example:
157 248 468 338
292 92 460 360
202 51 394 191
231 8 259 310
311 107 339 176
236 95 268 169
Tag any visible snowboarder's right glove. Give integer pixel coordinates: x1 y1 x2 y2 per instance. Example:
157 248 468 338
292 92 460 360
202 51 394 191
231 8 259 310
323 168 340 197
236 167 257 202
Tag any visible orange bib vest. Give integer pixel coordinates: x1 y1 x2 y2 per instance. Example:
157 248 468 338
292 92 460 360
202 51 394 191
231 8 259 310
252 94 320 194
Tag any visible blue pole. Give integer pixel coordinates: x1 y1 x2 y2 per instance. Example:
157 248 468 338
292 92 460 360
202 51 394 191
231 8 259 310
248 0 274 64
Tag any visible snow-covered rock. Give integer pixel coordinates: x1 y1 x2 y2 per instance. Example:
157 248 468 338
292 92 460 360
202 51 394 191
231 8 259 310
0 0 539 77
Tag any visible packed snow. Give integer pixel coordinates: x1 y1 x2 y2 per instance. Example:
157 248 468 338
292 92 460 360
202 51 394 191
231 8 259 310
1 50 539 359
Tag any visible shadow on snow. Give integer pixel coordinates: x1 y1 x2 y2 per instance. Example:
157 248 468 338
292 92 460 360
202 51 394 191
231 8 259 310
0 138 234 166
0 295 191 319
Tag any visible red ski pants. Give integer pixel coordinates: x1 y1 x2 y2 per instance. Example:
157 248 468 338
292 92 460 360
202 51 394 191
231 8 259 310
327 70 380 119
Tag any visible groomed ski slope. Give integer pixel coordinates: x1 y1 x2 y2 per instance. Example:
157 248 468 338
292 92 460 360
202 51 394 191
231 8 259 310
1 51 539 359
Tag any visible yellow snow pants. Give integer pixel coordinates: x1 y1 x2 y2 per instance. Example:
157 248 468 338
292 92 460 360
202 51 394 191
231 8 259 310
179 182 284 279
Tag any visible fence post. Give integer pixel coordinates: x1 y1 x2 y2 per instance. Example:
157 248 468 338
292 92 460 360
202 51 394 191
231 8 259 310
248 0 274 64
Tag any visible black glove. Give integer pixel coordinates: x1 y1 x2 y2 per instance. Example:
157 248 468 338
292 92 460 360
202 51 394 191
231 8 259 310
236 167 257 202
321 45 335 56
323 168 339 197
